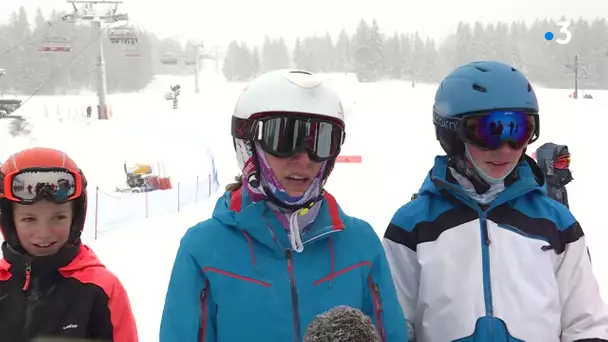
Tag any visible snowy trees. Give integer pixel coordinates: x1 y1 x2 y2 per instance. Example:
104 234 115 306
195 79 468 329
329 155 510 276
198 17 608 89
2 9 607 92
293 34 336 73
223 36 288 80
223 41 258 81
352 19 384 82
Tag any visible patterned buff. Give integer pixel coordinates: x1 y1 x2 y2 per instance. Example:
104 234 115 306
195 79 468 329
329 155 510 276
244 142 327 207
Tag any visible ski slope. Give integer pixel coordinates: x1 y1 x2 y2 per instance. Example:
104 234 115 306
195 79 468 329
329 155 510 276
0 74 220 241
2 71 607 341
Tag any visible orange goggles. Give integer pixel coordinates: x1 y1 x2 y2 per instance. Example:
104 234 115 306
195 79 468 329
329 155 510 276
554 155 570 170
2 167 85 204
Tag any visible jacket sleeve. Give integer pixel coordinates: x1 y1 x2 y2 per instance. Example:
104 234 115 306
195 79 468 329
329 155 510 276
557 222 608 342
160 230 217 342
383 223 419 341
89 274 139 342
363 229 409 342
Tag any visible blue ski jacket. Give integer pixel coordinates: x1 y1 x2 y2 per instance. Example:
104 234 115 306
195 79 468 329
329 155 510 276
160 188 408 342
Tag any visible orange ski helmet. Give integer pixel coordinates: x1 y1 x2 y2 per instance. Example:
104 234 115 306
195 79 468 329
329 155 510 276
0 147 88 248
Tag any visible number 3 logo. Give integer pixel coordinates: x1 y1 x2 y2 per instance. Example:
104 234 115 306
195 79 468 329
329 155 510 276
556 21 572 45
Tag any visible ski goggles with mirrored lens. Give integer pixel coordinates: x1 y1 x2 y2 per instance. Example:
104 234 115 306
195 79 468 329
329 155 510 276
1 167 84 204
434 110 539 150
554 155 571 170
232 114 346 162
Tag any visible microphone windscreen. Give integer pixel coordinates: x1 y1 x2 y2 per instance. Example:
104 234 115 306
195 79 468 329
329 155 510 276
304 305 380 342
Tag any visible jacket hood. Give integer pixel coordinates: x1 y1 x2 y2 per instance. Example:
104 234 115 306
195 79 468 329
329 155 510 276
211 188 345 255
535 142 569 172
418 154 546 209
58 244 104 272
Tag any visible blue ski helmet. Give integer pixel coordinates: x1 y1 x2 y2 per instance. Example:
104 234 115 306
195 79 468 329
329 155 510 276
433 60 539 155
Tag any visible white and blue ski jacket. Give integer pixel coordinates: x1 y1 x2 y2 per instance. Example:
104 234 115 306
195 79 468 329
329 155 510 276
383 155 608 342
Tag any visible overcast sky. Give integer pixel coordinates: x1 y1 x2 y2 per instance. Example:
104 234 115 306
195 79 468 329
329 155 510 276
2 0 606 48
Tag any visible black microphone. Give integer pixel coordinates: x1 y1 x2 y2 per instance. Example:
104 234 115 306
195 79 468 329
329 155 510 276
304 305 381 342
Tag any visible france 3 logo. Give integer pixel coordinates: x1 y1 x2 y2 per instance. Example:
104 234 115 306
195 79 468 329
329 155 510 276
544 21 572 45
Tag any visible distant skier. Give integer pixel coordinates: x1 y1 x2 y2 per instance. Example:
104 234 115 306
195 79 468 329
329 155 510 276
86 105 92 118
169 84 181 109
54 179 71 201
535 142 573 208
170 84 181 96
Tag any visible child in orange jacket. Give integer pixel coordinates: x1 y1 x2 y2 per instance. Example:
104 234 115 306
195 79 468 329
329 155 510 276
0 147 138 342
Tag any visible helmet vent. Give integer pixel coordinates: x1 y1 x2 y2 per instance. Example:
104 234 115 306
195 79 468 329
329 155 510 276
289 70 312 75
474 66 489 72
527 83 533 92
472 84 487 93
283 70 323 88
511 67 517 72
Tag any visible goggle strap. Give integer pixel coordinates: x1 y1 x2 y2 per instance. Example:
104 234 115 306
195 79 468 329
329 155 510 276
256 121 264 140
433 112 459 133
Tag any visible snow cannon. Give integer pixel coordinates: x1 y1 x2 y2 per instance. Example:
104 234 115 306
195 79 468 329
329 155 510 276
129 163 153 175
123 162 153 188
147 175 172 190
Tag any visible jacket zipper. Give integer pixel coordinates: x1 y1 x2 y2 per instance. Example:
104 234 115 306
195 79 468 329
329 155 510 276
23 260 31 291
370 280 386 342
23 259 36 340
479 213 494 340
285 250 302 342
199 280 209 342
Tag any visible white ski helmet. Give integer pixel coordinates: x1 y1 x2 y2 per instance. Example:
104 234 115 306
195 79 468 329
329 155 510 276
232 69 345 172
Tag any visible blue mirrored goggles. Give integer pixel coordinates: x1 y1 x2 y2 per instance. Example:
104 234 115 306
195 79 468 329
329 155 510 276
434 110 539 150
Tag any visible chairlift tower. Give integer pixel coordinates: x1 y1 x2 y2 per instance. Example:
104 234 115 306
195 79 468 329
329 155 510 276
195 45 225 93
63 0 129 119
193 43 203 93
160 43 225 94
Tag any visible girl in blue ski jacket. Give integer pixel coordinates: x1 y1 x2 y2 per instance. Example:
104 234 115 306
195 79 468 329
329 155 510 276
160 70 408 342
382 61 608 342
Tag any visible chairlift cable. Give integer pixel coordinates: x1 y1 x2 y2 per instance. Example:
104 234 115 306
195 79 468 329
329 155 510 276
0 21 57 59
14 30 104 113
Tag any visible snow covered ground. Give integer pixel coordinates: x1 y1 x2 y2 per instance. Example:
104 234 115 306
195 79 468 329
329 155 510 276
1 71 606 340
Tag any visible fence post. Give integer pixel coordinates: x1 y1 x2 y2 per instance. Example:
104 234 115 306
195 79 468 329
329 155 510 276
145 190 149 218
94 186 99 240
195 176 199 203
177 182 181 212
208 174 212 196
